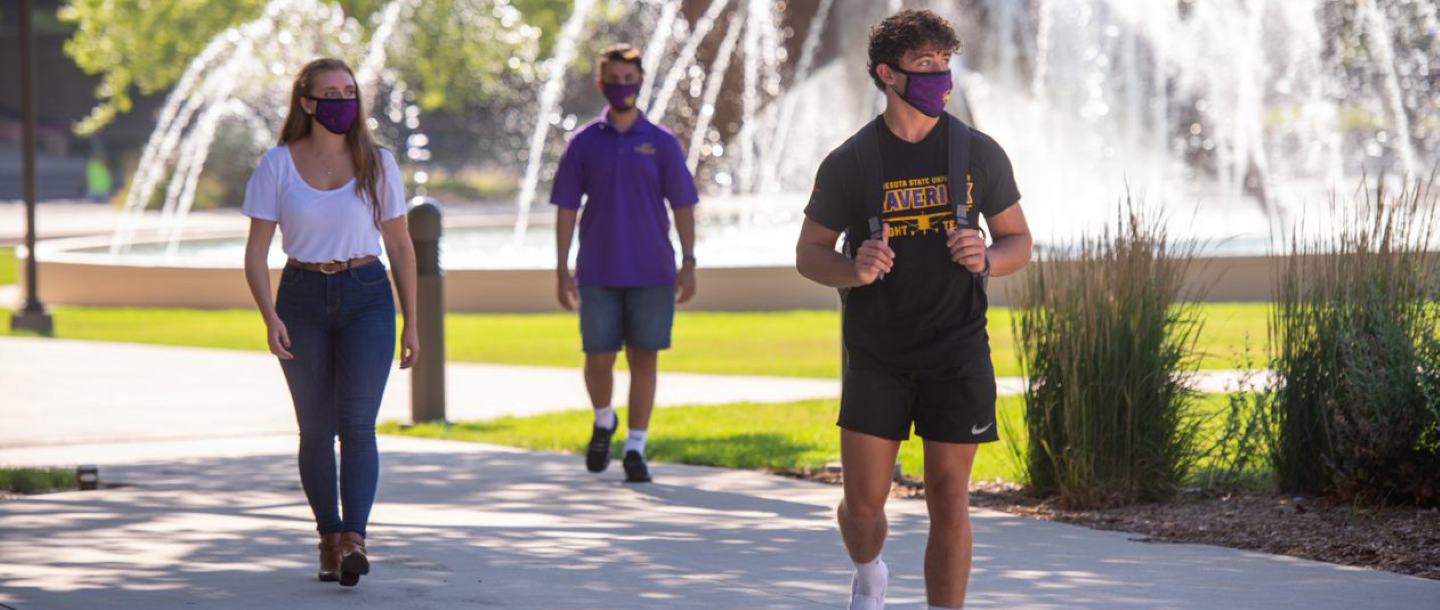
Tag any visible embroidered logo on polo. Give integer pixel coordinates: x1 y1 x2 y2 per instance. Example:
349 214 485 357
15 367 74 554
635 142 657 155
881 173 973 238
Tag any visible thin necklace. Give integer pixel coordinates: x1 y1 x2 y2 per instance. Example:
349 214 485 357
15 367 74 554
312 147 341 177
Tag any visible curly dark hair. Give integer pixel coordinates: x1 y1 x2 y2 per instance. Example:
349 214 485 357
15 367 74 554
867 10 962 91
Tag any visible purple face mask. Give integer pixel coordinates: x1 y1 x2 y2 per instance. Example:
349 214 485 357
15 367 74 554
603 83 643 111
890 66 953 118
307 96 359 135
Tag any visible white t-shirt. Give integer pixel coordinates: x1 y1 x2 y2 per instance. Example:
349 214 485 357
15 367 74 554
241 145 407 263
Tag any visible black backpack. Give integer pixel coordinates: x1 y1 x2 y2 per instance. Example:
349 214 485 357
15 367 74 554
838 112 975 284
836 112 977 369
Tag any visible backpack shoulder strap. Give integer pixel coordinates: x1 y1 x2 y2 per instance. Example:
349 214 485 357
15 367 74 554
838 117 886 304
946 113 988 288
946 113 974 229
848 116 886 255
853 117 885 222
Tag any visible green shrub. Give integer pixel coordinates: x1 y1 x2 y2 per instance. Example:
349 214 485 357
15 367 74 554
0 466 77 494
1269 178 1440 506
1192 364 1275 494
1014 204 1206 508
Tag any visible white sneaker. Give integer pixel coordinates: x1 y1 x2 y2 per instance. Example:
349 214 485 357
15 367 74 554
847 561 887 610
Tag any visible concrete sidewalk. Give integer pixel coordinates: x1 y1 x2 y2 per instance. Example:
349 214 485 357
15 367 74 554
2 435 1436 609
0 336 1267 448
2 337 1434 608
0 336 840 447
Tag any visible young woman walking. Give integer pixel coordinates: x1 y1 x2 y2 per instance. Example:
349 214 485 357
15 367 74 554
242 57 419 587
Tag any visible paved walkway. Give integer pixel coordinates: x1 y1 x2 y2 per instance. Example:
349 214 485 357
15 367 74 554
2 433 1436 609
1 337 1432 609
0 336 840 447
0 336 1270 449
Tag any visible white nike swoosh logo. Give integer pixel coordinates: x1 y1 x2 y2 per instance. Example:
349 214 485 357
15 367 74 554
971 422 994 435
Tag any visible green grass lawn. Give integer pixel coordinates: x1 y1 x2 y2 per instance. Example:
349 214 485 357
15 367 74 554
3 304 1270 377
381 393 1240 484
0 247 16 285
1188 303 1271 369
448 311 846 377
0 466 76 494
383 398 1025 481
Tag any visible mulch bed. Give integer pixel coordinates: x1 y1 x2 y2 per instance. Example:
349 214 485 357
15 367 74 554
772 469 1440 580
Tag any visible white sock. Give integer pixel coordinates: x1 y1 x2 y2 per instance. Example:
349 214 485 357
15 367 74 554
593 405 616 429
852 556 887 597
623 428 648 456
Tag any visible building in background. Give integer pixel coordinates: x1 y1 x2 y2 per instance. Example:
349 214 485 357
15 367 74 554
0 0 162 202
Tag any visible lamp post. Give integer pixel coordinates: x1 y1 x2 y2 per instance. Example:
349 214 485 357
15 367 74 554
10 0 54 335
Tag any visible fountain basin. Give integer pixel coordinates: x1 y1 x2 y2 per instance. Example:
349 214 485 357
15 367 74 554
27 226 844 312
26 229 1284 312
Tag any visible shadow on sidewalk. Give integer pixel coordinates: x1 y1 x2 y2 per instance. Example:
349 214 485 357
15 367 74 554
1 444 1431 609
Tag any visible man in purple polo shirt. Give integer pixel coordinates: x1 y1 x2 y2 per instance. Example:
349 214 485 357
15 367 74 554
551 43 699 484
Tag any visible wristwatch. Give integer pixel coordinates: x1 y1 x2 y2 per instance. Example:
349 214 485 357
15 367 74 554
682 254 697 266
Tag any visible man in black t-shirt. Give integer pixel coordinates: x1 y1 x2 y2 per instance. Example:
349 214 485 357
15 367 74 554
795 10 1032 610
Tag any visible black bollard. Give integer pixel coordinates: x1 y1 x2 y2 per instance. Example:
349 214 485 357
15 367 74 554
407 198 446 423
76 464 98 491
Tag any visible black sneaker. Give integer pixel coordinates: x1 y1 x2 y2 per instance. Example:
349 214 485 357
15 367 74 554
586 418 618 473
623 450 652 483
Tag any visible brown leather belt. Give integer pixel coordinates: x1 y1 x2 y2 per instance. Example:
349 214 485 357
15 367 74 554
288 255 379 275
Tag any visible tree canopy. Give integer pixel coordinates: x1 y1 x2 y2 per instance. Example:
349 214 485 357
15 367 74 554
59 0 581 134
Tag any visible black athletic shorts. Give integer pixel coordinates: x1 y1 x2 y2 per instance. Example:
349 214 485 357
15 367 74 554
837 357 999 444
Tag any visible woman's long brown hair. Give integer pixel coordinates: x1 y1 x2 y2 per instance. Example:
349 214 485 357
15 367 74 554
279 58 386 230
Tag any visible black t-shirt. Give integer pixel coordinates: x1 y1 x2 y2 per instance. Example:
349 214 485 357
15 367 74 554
804 116 1021 371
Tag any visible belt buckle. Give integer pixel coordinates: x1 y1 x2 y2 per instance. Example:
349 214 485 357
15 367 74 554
319 261 344 275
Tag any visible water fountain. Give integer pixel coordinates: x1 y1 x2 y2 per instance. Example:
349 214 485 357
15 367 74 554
510 0 597 243
106 0 437 258
33 0 1440 311
949 0 1439 243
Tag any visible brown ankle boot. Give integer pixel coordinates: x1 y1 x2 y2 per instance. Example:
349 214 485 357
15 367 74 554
338 531 369 587
317 533 341 582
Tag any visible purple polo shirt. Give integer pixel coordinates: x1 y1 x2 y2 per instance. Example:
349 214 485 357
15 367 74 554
550 110 699 288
